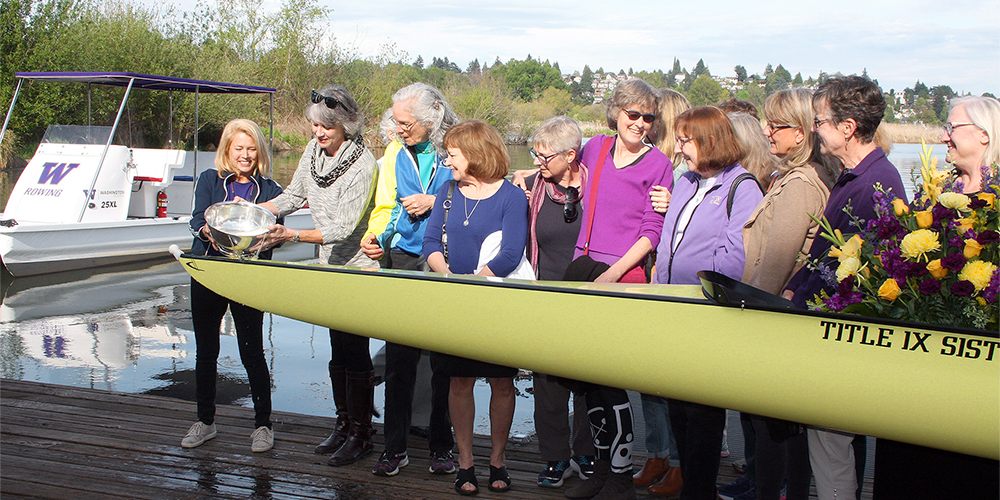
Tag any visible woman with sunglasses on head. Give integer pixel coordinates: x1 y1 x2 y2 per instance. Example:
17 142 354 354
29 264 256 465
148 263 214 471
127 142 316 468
561 79 672 500
518 116 596 490
258 84 379 467
422 120 532 496
941 96 1000 194
654 106 763 500
183 119 283 454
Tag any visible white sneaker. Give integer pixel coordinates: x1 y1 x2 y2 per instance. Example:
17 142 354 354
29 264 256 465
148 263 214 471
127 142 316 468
251 426 274 452
181 421 217 448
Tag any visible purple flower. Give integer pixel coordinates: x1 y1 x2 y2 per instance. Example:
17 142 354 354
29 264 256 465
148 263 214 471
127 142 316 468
941 252 967 271
824 290 865 312
951 280 976 297
838 275 856 294
932 204 956 222
919 278 941 295
983 270 1000 304
978 230 999 245
969 198 988 210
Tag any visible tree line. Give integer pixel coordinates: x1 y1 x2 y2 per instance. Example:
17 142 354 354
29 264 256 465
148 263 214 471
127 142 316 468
2 0 988 159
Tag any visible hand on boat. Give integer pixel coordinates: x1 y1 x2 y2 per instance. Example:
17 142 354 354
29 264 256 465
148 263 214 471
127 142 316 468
649 185 671 214
360 234 384 260
401 194 435 217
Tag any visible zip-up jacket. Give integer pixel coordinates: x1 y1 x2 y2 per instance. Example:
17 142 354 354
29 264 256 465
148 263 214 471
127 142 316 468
365 141 451 255
190 168 284 258
654 163 762 285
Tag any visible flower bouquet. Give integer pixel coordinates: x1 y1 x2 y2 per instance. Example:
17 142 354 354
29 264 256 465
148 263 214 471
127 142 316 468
808 141 999 331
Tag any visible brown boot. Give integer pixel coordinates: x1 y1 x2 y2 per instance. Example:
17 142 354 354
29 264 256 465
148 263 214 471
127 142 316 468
328 370 375 466
315 363 348 454
592 470 637 500
633 457 668 487
647 466 682 497
566 459 610 499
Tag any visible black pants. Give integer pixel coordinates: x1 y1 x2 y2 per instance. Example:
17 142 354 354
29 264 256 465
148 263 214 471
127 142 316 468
668 399 726 500
380 249 453 455
328 328 372 372
192 279 272 429
751 416 810 500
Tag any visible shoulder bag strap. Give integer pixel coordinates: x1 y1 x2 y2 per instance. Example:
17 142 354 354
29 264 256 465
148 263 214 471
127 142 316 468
441 181 455 262
581 136 615 255
727 172 764 218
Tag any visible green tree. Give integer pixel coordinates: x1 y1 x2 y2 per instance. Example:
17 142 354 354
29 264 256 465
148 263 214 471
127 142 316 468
686 74 729 107
413 55 424 69
539 86 573 115
466 58 481 75
445 74 516 135
692 58 709 78
490 57 566 101
734 65 747 82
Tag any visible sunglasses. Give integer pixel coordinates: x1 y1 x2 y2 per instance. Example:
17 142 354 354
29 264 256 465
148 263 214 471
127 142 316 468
766 122 796 133
943 122 976 135
564 186 579 223
311 89 341 109
530 148 560 166
623 110 657 124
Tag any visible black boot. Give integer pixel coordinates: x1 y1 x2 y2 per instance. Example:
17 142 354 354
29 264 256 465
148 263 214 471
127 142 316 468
315 363 348 454
592 470 637 500
328 370 375 466
565 459 611 499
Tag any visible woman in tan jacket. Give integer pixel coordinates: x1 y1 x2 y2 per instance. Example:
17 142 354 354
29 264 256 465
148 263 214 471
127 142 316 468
739 88 838 500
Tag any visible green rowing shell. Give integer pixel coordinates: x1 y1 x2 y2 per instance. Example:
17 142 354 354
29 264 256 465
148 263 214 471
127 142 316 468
177 254 999 460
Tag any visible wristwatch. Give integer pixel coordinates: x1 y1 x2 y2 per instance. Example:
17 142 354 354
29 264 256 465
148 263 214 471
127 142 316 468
292 230 300 243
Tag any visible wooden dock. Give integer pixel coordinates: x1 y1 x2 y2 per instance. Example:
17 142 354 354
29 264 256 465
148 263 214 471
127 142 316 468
1 379 870 499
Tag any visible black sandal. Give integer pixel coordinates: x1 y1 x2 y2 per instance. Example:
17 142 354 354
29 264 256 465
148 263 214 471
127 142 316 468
487 465 511 492
454 467 478 496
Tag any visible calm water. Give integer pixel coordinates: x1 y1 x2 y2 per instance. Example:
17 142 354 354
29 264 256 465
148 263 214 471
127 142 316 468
0 143 937 438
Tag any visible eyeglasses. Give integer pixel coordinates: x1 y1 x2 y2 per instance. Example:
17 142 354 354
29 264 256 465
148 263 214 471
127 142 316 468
623 110 657 124
393 118 417 132
943 122 976 135
813 117 832 129
310 89 341 110
530 148 560 166
564 186 579 223
676 136 694 147
766 122 796 133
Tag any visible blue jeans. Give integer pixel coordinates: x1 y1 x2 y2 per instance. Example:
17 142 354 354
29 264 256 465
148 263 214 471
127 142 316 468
641 393 679 465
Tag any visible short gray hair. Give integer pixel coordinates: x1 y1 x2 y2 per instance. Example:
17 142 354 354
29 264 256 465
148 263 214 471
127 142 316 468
531 116 582 155
378 107 398 145
305 85 364 139
606 79 660 131
951 96 1000 167
392 82 460 156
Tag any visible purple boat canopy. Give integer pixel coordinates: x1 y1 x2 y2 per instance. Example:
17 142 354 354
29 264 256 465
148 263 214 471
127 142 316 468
14 72 276 94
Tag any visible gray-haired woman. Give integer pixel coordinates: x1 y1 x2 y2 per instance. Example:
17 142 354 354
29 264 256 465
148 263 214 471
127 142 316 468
260 84 379 467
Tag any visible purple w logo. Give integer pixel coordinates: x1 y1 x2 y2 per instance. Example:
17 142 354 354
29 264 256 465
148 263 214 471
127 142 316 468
38 162 80 185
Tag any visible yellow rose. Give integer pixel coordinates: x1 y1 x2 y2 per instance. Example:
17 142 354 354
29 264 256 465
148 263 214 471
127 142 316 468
892 198 909 216
926 259 948 279
900 229 941 261
977 192 996 209
878 279 901 301
959 260 998 292
915 210 933 228
964 239 984 259
938 192 971 211
955 217 976 234
836 256 861 282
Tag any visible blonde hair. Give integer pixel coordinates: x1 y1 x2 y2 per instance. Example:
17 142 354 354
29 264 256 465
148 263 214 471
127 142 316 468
443 120 510 180
654 89 691 166
728 112 776 186
952 96 1000 167
215 119 271 178
763 88 817 171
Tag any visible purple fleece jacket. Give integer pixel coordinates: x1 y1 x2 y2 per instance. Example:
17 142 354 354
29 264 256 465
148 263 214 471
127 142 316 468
572 135 672 265
654 163 763 285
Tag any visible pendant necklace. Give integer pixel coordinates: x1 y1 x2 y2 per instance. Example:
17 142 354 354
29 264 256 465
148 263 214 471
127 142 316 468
463 189 482 226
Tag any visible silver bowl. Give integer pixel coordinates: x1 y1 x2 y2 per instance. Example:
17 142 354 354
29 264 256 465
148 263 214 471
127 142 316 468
205 201 276 260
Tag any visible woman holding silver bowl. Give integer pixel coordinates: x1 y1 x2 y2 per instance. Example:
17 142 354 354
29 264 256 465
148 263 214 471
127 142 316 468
259 85 380 466
183 118 284 453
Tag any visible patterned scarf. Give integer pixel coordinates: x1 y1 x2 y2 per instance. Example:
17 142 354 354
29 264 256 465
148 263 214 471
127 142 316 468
527 161 588 275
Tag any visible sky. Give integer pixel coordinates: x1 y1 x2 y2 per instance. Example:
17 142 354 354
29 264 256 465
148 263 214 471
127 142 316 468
146 0 999 96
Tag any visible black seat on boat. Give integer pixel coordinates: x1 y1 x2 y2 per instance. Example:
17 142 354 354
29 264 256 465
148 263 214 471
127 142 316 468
697 270 795 309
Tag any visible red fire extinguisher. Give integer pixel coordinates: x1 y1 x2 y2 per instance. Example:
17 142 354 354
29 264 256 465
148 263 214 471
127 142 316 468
156 191 168 218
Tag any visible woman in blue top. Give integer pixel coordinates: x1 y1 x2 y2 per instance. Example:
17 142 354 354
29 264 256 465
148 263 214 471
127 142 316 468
183 119 283 453
423 120 531 496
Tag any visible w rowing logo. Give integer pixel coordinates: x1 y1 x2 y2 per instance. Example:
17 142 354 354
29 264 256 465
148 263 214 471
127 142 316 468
38 162 80 185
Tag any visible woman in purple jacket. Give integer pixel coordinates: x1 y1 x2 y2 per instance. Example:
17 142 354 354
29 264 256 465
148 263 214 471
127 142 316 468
654 106 763 500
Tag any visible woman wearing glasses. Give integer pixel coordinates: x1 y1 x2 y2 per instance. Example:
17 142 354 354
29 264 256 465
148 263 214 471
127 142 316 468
941 96 1000 194
260 84 379 467
519 116 596 490
561 79 672 500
